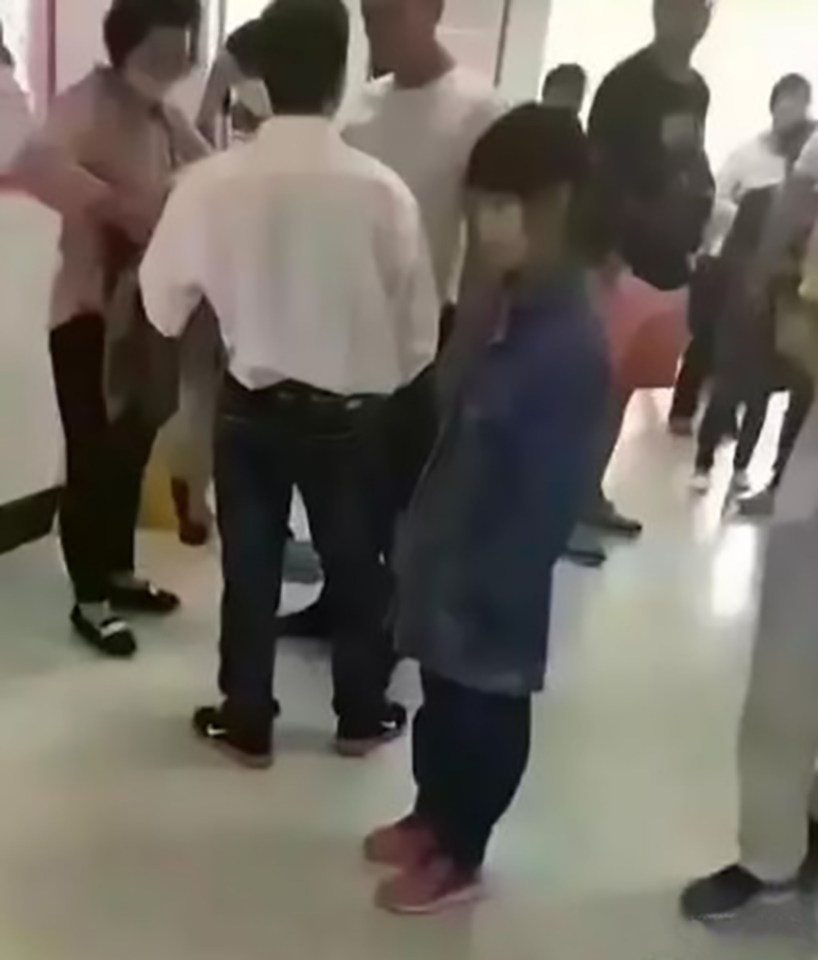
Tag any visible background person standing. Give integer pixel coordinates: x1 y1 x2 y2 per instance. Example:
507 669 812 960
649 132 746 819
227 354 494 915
140 0 439 768
279 0 503 640
584 0 715 545
13 0 207 658
670 73 815 434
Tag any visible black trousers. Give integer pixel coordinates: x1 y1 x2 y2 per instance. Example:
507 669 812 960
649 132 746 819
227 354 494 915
696 356 814 483
669 256 724 422
49 314 158 604
412 671 531 872
670 325 716 422
215 378 392 734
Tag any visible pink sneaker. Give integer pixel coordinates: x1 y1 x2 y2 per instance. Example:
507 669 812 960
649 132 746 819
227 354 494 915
364 815 439 869
375 858 483 915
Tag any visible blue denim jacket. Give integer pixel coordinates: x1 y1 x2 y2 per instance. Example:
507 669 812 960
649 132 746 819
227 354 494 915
395 274 610 696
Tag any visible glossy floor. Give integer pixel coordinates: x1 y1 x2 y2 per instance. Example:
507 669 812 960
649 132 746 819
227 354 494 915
0 395 813 960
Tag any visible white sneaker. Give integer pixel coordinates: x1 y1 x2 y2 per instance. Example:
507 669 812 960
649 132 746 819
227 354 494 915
690 469 711 494
731 470 751 494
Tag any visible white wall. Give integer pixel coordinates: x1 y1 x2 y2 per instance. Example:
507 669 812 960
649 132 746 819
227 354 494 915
497 0 553 102
0 195 62 504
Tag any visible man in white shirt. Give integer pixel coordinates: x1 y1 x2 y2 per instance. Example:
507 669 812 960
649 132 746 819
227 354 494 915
711 74 814 252
280 0 503 640
140 0 439 768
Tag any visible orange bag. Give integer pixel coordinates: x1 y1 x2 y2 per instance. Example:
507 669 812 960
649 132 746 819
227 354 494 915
597 268 689 391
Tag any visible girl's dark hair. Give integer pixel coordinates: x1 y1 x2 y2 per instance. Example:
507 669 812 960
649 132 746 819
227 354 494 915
254 0 349 115
467 104 591 197
467 104 612 260
103 0 202 70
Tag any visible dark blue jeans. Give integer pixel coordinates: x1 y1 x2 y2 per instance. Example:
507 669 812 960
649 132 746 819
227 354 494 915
413 670 531 871
215 378 392 735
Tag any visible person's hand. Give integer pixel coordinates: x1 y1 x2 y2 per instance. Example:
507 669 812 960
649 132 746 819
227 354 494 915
95 186 169 246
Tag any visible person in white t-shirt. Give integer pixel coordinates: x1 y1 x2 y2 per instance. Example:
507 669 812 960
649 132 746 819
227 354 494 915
278 0 503 641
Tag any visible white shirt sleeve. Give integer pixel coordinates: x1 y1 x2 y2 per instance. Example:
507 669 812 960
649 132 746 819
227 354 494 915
385 184 440 384
140 174 204 339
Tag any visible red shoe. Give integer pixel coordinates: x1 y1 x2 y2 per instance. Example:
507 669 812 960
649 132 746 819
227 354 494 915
364 815 439 869
375 858 483 915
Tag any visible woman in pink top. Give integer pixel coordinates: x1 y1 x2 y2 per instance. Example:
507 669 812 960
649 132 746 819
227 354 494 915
13 0 206 658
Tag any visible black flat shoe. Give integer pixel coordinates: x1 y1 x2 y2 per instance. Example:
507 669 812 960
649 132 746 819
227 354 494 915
109 582 180 615
336 702 408 758
70 606 137 659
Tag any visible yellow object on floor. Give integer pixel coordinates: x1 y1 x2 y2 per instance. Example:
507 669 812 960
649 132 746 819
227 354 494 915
139 453 177 531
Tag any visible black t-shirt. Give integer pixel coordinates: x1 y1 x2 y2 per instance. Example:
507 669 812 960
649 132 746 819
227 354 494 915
589 47 715 290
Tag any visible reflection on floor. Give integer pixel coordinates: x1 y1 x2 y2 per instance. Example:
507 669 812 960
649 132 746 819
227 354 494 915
0 393 812 960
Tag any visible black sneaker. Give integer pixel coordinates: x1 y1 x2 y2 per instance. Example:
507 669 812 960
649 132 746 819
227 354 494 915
336 702 408 758
192 705 273 769
109 581 180 615
71 606 137 659
680 865 792 922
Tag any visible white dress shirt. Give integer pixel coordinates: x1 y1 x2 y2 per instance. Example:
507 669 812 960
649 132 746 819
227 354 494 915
140 115 440 395
705 132 789 253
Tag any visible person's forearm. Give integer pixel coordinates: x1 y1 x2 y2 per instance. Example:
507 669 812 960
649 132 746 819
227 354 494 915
13 139 113 220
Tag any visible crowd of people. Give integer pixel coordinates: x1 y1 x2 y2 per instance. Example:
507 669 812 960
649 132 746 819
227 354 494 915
6 0 818 926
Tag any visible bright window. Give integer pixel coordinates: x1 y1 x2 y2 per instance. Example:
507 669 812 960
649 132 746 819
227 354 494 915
544 0 818 170
0 0 31 92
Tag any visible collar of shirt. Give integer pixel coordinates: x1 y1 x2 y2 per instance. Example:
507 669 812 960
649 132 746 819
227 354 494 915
255 114 340 153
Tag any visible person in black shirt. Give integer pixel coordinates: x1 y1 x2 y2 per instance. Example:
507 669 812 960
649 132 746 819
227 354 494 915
589 0 715 292
578 0 715 545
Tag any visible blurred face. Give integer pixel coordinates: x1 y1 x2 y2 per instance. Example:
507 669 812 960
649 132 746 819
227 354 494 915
470 187 571 278
126 25 197 94
653 0 713 53
772 88 811 138
361 0 439 76
470 193 529 276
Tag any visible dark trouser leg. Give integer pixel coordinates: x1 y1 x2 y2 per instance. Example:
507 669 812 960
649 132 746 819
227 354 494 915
105 408 159 576
772 362 815 487
696 382 738 473
670 332 713 421
49 314 115 604
374 367 437 561
295 402 393 734
586 387 629 517
215 384 293 728
413 671 531 872
733 389 769 473
670 255 720 421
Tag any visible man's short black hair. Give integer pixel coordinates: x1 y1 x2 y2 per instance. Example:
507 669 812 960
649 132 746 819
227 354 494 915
103 0 201 70
226 18 265 77
254 0 349 115
541 63 587 97
770 73 812 111
467 104 591 199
